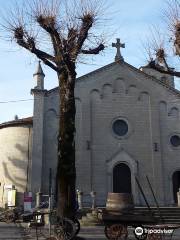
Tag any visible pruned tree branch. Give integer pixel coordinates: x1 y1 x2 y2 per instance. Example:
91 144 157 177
14 26 59 72
3 0 107 219
148 60 180 77
36 14 64 63
142 1 180 79
76 13 95 55
81 43 105 54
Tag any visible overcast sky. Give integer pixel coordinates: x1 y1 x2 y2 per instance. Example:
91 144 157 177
0 0 178 123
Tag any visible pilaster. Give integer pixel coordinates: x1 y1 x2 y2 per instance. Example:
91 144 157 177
30 88 47 199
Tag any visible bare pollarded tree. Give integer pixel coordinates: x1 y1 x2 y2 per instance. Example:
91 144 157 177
3 0 105 218
145 0 180 77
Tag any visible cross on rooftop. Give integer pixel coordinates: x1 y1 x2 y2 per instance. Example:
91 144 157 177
112 38 125 62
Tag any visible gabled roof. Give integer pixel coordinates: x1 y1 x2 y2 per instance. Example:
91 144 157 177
47 61 180 97
125 62 180 98
47 62 116 94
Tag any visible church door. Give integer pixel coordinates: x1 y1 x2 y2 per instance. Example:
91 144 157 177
172 171 180 203
113 163 131 193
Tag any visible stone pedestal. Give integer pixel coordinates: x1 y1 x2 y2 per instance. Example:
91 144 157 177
90 191 96 209
77 191 83 210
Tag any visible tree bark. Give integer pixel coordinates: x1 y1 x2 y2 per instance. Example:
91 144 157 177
56 68 77 218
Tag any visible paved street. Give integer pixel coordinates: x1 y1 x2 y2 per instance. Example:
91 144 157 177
1 223 180 239
77 226 180 240
77 226 106 239
0 222 23 240
77 226 140 239
0 224 108 240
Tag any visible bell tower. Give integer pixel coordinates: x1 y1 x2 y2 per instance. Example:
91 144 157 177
33 61 45 90
30 61 47 199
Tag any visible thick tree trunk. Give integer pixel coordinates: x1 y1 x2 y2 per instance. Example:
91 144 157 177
56 68 77 219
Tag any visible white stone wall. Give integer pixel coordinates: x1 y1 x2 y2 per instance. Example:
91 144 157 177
31 90 48 197
0 125 32 207
39 61 180 206
42 92 59 194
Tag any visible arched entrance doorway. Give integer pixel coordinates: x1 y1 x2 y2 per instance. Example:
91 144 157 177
172 171 180 203
113 163 131 193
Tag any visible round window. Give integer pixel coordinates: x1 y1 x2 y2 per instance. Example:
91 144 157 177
112 119 128 137
170 135 180 147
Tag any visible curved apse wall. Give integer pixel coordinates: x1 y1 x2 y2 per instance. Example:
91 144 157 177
0 123 32 207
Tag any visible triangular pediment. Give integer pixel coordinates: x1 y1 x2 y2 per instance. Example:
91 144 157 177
48 61 180 99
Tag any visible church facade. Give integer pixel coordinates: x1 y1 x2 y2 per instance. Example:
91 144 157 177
1 41 180 207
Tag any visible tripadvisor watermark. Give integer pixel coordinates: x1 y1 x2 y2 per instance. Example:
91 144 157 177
134 226 173 239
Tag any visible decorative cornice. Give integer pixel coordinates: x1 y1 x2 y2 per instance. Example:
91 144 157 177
46 61 180 98
47 62 119 94
126 63 180 97
31 88 48 96
77 62 117 82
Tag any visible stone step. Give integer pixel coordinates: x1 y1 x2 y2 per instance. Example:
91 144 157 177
134 210 180 213
133 207 180 224
81 216 99 222
86 212 98 218
79 210 103 226
135 207 180 211
89 210 99 216
135 213 180 217
79 226 104 232
79 219 102 226
96 207 180 224
86 215 98 221
80 207 180 225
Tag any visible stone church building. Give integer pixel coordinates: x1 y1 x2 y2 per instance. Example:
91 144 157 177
1 39 180 207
